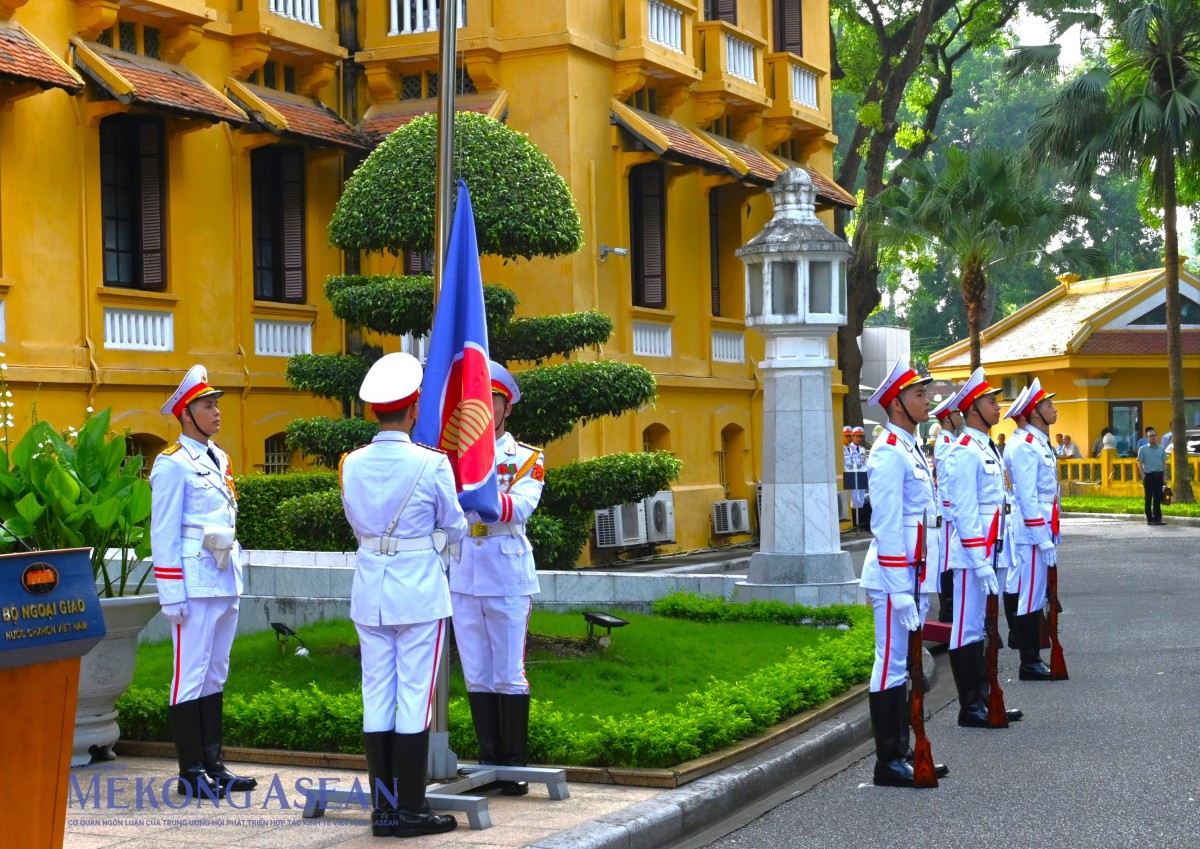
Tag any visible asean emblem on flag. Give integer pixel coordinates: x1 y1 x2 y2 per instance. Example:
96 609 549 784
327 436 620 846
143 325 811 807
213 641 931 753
438 348 494 492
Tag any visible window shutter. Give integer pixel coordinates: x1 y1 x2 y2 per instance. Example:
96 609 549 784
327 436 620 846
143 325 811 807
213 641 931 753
281 147 306 303
709 189 721 317
631 164 666 309
718 0 737 25
775 0 802 54
138 118 165 291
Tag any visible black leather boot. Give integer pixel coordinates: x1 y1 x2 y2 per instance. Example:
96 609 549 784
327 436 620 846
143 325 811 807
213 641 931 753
948 645 988 728
937 571 955 623
499 693 531 796
364 730 398 837
198 692 257 792
467 691 503 765
1003 593 1020 648
868 687 914 787
976 639 1023 721
392 730 458 838
1018 613 1052 680
168 699 223 800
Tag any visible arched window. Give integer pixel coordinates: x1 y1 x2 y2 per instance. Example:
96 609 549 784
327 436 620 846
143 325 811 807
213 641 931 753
264 433 291 474
125 433 167 477
720 423 746 500
642 423 671 453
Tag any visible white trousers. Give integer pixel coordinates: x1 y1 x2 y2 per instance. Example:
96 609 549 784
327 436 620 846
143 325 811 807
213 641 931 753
451 593 531 694
169 596 239 705
1011 544 1049 616
950 568 987 650
356 619 444 733
867 590 931 692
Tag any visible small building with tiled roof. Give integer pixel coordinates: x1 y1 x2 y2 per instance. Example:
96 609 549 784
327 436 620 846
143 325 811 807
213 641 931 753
928 264 1200 456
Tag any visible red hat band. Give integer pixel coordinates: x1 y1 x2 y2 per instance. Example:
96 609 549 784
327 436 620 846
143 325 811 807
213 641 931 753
172 383 214 418
957 381 995 412
371 389 420 415
879 369 919 409
491 379 512 402
1020 389 1048 419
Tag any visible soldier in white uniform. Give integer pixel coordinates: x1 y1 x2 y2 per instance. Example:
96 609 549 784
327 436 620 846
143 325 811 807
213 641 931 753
451 361 544 796
929 386 966 623
1002 377 1060 681
150 365 255 799
844 426 868 528
1000 384 1032 647
860 357 946 786
940 367 1023 728
340 352 467 838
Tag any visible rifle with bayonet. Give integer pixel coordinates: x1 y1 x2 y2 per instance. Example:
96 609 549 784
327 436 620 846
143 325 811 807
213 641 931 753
1047 498 1068 680
984 512 1010 728
907 515 938 788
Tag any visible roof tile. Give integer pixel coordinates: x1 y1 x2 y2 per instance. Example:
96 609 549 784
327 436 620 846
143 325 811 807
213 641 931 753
1077 330 1200 356
360 92 504 145
0 20 82 93
235 84 365 150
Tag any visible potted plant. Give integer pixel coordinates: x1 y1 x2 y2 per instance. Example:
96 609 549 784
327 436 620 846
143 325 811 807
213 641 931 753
0 401 157 766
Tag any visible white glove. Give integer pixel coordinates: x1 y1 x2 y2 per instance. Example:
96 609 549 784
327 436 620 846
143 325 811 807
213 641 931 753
161 602 188 625
974 567 1000 596
1036 539 1056 558
889 592 920 632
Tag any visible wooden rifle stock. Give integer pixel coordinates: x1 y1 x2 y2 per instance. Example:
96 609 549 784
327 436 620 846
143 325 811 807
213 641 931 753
984 594 1010 728
908 520 937 788
1047 564 1068 680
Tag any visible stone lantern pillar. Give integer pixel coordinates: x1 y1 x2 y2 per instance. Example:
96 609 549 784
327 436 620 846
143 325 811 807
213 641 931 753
735 169 857 606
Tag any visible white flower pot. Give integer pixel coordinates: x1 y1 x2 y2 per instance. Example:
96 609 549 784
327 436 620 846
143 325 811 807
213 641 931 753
72 594 159 767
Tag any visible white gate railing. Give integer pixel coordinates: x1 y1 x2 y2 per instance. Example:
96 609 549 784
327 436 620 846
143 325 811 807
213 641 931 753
389 0 466 35
269 0 321 28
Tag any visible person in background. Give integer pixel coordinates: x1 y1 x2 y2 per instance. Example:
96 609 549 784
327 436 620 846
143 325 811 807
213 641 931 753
1136 428 1151 451
1053 433 1066 456
1060 435 1083 459
1136 428 1167 526
996 433 1007 456
1092 427 1112 458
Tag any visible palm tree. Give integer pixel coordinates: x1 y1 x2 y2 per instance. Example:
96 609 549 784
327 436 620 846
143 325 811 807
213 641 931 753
866 147 1104 371
1014 0 1200 502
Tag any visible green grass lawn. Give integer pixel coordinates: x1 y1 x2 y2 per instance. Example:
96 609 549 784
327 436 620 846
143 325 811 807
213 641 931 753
1061 495 1200 517
131 609 828 724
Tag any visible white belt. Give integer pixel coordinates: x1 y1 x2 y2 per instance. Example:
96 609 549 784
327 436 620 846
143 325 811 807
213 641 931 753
359 535 435 555
978 503 1010 514
1038 499 1058 505
468 522 525 538
182 526 204 541
902 515 942 528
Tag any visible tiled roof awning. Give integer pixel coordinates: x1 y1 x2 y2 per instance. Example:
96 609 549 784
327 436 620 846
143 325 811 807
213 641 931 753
226 79 366 150
770 154 857 209
71 39 246 125
1077 330 1200 356
360 90 509 146
610 99 736 175
0 20 83 94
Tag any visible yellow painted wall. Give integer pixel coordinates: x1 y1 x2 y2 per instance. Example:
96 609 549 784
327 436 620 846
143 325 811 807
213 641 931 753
0 1 344 474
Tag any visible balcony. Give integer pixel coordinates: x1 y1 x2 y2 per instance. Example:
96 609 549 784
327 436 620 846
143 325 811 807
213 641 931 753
764 52 831 141
693 20 768 119
359 0 498 88
230 0 345 68
614 0 701 95
633 320 672 357
269 0 322 28
389 0 464 35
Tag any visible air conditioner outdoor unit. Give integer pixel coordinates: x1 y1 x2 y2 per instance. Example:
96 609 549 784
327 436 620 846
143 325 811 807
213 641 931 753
642 490 676 543
594 501 648 549
712 498 751 535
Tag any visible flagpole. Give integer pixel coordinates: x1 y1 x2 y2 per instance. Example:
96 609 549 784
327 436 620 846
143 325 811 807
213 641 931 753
430 0 459 781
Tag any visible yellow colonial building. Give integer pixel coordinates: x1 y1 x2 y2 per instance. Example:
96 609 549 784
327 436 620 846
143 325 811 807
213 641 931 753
928 265 1200 492
1 0 850 553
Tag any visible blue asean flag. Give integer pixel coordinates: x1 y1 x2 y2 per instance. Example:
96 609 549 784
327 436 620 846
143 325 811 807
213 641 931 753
413 180 501 521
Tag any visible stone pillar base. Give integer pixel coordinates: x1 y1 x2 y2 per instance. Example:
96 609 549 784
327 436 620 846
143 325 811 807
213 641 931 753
733 579 859 607
735 550 858 606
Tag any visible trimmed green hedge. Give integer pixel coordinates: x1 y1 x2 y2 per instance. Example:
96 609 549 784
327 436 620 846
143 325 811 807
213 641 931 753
278 489 356 552
234 472 340 550
491 311 613 366
285 354 371 407
326 274 518 338
525 508 593 571
118 594 871 768
285 416 380 469
540 451 683 515
508 361 658 446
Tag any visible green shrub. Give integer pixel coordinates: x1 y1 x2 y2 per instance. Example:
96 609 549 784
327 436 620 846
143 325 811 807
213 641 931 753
326 274 518 338
541 452 684 515
328 112 583 261
507 361 657 446
285 416 380 469
526 507 592 570
491 311 613 365
278 489 356 552
234 472 340 550
286 354 371 407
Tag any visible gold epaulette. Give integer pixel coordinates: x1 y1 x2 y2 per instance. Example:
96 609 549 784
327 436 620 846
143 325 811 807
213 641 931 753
415 441 447 455
161 442 182 455
517 441 542 454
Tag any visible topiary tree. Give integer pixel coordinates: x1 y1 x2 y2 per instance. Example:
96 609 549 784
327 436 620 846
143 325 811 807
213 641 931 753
283 113 681 568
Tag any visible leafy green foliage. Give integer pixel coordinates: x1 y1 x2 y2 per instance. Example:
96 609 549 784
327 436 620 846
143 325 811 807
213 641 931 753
286 354 371 407
507 361 658 446
524 508 593 571
233 472 340 550
1061 496 1200 518
326 274 518 337
541 452 683 515
285 417 379 469
329 112 583 261
277 489 356 552
0 409 151 597
491 311 613 365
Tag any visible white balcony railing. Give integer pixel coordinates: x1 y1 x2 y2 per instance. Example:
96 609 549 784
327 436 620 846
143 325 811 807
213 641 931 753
633 321 672 357
389 0 466 35
711 329 744 363
401 332 430 363
791 64 818 109
647 0 684 54
724 31 756 83
269 0 322 28
103 308 173 352
254 319 313 357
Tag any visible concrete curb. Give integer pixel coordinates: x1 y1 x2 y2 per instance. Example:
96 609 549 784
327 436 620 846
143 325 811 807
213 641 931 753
525 706 872 849
1063 511 1200 527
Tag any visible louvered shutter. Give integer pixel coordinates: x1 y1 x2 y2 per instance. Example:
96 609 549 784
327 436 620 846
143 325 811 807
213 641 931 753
775 0 802 54
631 164 666 309
718 0 737 25
709 189 721 317
138 118 165 291
281 147 306 303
